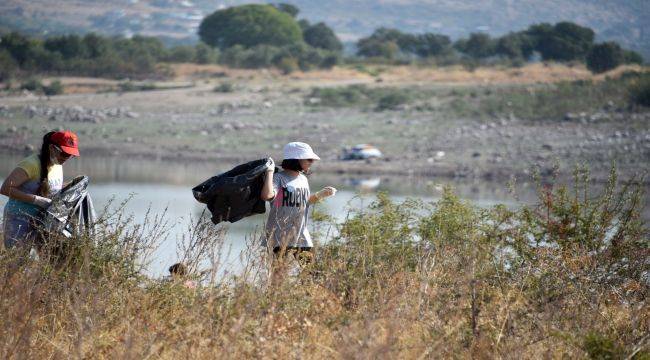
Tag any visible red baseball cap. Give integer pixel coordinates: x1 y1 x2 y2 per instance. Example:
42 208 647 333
51 131 80 156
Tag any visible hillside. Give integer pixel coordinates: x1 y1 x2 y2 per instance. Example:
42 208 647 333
0 0 648 58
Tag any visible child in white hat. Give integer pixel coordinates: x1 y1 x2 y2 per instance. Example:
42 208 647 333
260 142 336 271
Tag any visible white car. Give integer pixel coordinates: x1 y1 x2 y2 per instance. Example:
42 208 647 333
342 144 383 160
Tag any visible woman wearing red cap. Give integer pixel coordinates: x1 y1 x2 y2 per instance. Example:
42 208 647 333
1 131 79 249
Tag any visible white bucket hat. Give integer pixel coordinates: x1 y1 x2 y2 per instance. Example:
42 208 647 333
283 142 320 160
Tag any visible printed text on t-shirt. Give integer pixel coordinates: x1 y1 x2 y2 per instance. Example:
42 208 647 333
280 186 308 207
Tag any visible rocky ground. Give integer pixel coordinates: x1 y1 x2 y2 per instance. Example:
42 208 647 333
1 64 649 184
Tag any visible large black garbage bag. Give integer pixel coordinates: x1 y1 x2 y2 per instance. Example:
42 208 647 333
192 158 272 224
43 175 97 238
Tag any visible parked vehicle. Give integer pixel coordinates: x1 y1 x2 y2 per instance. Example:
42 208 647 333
342 144 382 160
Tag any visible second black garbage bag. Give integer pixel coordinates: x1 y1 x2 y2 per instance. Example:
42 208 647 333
192 158 273 224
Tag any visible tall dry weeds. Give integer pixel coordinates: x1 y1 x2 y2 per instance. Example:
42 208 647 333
0 168 647 359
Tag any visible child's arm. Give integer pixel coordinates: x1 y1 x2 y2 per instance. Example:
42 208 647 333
260 159 276 201
309 186 337 204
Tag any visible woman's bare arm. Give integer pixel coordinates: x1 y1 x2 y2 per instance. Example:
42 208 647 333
0 167 37 203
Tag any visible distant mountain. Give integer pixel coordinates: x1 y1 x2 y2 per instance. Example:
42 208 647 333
1 0 648 59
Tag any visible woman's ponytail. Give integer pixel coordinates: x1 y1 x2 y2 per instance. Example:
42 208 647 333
38 131 55 196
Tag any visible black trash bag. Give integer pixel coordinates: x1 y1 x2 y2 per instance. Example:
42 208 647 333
43 175 97 238
192 158 273 224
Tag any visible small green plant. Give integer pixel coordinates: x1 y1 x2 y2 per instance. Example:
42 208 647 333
276 57 298 74
43 80 64 96
118 82 157 92
375 91 409 111
582 332 625 360
306 85 420 110
307 85 366 107
213 82 235 93
20 77 43 92
630 74 650 107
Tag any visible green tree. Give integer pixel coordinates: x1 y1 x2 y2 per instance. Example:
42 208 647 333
272 3 299 18
455 33 495 58
243 45 280 68
496 32 534 59
166 45 197 62
411 33 451 57
303 22 342 52
357 38 399 59
0 32 34 65
130 35 167 60
624 50 644 65
356 28 410 58
219 45 247 67
82 33 110 58
527 22 595 61
199 4 303 49
195 42 218 64
44 35 87 59
0 49 18 81
586 42 625 73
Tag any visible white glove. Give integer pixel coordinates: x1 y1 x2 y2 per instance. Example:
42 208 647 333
266 157 275 172
32 195 52 208
315 186 337 200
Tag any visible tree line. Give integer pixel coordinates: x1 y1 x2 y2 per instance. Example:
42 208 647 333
0 4 342 81
0 32 218 81
0 3 645 82
355 22 644 73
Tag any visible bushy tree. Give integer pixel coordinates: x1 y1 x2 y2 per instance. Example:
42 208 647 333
272 3 299 18
356 28 410 58
455 33 495 58
82 33 110 58
166 45 197 62
527 21 594 61
624 50 644 65
586 42 624 73
303 22 342 52
411 33 451 57
242 45 280 68
195 42 218 64
357 38 399 59
496 32 534 60
44 35 86 59
199 4 303 49
0 49 18 81
0 32 35 65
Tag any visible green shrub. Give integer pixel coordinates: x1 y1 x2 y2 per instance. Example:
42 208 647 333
43 79 64 96
213 82 234 93
117 82 157 92
276 56 298 74
307 85 366 107
582 333 625 360
376 91 409 111
630 74 650 107
307 84 419 110
166 45 197 63
20 77 43 91
586 42 624 74
242 45 279 68
0 49 18 82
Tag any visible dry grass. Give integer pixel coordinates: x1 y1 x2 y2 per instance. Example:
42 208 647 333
0 170 648 359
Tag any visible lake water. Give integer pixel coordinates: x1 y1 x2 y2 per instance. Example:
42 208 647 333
0 153 571 277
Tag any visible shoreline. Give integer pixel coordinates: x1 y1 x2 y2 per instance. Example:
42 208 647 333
2 145 641 185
